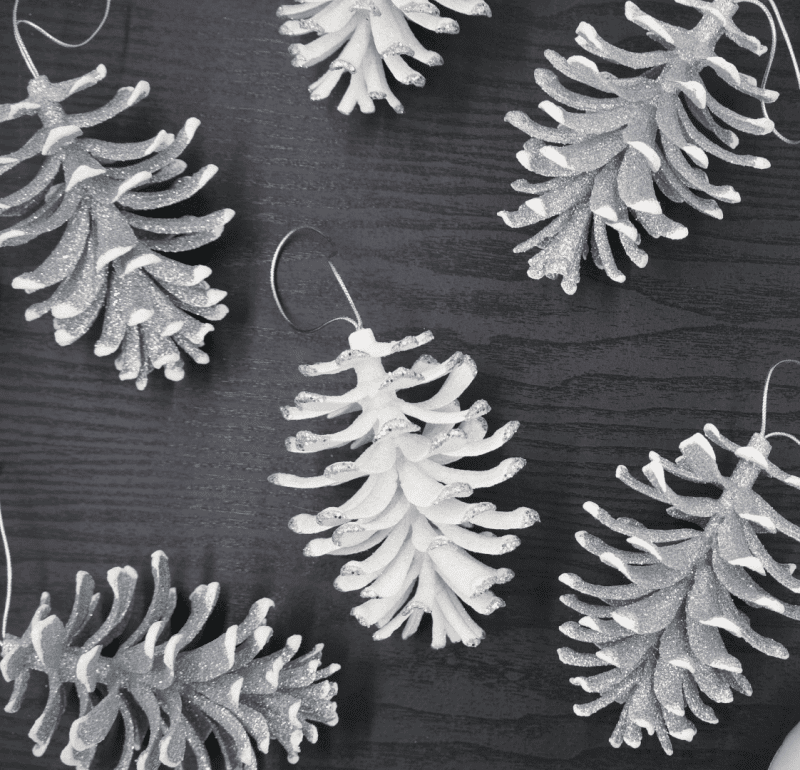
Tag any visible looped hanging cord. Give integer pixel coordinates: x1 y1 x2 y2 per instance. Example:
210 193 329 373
765 431 800 447
740 0 800 145
271 226 363 334
0 504 12 643
13 0 113 79
760 359 800 440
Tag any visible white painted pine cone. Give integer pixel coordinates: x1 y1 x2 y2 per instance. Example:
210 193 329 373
271 326 538 648
277 0 491 115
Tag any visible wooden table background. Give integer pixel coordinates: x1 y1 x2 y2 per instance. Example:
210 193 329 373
1 0 800 767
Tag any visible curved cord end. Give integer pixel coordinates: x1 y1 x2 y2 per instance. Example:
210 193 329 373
743 0 800 145
761 359 800 435
271 226 363 334
765 430 800 447
0 504 11 643
328 261 363 331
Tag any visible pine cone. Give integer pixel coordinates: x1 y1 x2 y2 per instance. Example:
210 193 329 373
0 65 234 388
277 0 491 114
559 425 800 753
499 0 776 293
1 551 339 768
271 326 537 647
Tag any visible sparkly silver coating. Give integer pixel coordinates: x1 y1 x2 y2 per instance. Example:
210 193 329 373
0 551 339 768
270 328 537 648
498 0 776 294
0 66 234 389
276 0 491 115
559 426 800 754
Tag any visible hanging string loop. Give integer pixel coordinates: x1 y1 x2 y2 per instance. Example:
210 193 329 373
271 226 363 334
13 0 113 79
740 0 800 145
761 359 800 439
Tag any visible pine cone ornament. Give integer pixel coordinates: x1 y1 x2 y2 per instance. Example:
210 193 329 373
270 326 538 648
1 551 339 767
499 0 777 294
277 0 491 115
0 65 234 388
559 425 800 754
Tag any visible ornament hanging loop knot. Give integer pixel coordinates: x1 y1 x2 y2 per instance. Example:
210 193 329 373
761 359 800 442
12 0 113 79
271 226 363 334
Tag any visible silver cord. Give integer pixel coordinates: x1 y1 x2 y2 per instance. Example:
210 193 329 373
13 0 112 79
761 359 800 435
741 0 800 144
0 504 12 642
271 226 363 334
765 431 800 447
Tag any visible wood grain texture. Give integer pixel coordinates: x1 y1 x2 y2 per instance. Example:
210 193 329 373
0 0 800 767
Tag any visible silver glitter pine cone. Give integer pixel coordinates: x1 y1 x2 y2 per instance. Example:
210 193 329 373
559 425 800 754
0 65 234 389
277 0 491 115
0 550 339 768
499 0 777 294
270 326 538 648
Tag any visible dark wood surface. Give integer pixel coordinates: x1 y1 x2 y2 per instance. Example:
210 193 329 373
1 0 800 767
